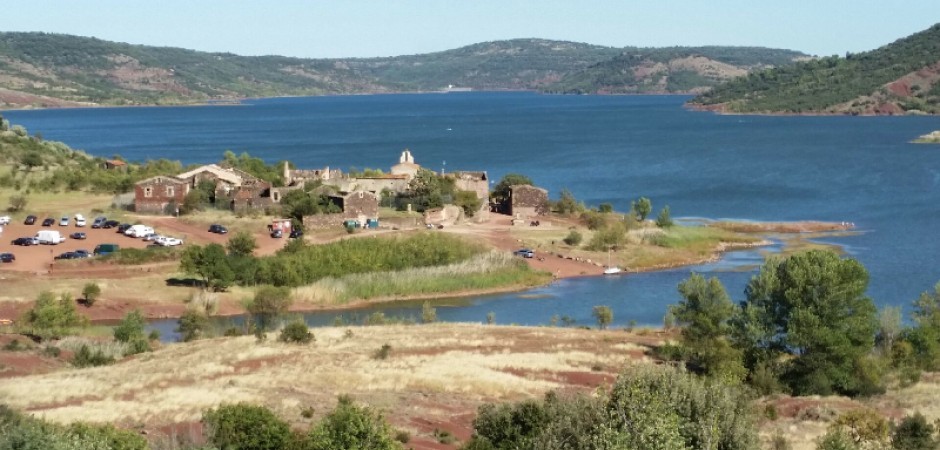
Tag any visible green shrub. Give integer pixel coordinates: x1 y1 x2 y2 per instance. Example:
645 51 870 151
892 413 937 450
72 344 115 368
302 396 400 450
17 291 87 340
394 430 411 443
278 320 314 344
203 403 293 450
103 246 180 265
2 339 27 352
42 346 61 358
562 230 582 246
177 310 211 342
433 428 456 444
81 282 101 307
113 310 151 355
592 305 613 330
421 301 437 324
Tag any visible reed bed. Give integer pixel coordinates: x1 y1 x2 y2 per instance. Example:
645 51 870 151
293 251 548 305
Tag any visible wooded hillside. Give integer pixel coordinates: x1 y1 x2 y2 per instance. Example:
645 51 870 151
690 23 940 114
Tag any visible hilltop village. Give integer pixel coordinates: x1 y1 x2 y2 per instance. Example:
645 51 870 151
132 150 548 229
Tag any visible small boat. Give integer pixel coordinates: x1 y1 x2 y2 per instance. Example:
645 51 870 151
604 248 622 275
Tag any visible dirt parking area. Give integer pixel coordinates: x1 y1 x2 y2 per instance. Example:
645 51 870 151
0 215 287 274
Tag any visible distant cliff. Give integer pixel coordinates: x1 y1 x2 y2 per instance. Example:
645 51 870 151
0 33 804 108
689 23 940 115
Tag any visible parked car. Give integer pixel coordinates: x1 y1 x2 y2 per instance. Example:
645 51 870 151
0 253 14 263
59 216 69 226
70 232 87 240
102 219 120 229
124 224 154 238
73 250 92 258
155 236 183 246
91 216 107 228
75 214 86 227
208 224 228 234
55 251 81 260
42 218 55 226
11 237 38 246
24 215 36 225
0 216 10 225
93 243 120 255
116 223 132 234
289 229 303 239
270 229 283 238
142 233 161 241
513 248 535 258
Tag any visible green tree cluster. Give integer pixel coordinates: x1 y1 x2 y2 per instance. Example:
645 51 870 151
113 309 153 355
463 364 758 450
17 291 87 340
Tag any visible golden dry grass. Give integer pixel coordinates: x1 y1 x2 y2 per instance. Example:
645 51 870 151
0 324 648 427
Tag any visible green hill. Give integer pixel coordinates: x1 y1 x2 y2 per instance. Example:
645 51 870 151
690 24 940 114
0 32 804 108
545 46 805 94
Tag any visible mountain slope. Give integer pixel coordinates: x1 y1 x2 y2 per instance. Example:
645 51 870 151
0 32 804 108
690 24 940 114
545 46 805 94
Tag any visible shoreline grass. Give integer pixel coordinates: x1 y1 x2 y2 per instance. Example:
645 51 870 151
293 251 550 306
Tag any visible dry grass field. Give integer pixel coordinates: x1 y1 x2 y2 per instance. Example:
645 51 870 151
0 324 657 449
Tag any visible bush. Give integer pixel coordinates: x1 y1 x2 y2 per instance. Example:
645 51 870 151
562 230 582 246
302 396 400 450
278 320 314 344
656 206 674 228
892 413 937 450
72 344 115 368
7 194 27 212
18 291 87 340
113 310 151 355
203 403 293 450
177 310 211 342
81 282 101 307
421 301 437 324
592 305 613 330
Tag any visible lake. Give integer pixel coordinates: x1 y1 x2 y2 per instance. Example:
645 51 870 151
6 93 940 336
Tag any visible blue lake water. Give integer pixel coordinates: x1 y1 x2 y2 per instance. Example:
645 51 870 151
6 93 940 338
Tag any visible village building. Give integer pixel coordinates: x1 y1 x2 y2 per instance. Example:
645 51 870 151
133 176 190 214
303 190 379 229
389 149 420 180
508 184 549 222
282 162 342 186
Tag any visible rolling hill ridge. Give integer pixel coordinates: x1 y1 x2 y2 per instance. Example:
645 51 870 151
689 23 940 115
0 32 804 108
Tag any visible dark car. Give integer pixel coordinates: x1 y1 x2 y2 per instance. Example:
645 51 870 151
73 250 92 258
41 217 55 227
91 216 107 228
12 237 37 246
289 229 303 239
208 224 228 234
513 249 535 258
24 215 37 225
54 251 80 260
70 232 87 240
102 219 120 229
0 253 14 263
116 223 132 233
270 229 283 238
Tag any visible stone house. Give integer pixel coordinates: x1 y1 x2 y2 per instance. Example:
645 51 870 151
508 185 549 220
304 190 379 229
330 191 379 220
134 176 190 214
452 171 489 201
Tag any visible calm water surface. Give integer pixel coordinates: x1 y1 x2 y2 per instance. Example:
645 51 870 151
6 93 940 339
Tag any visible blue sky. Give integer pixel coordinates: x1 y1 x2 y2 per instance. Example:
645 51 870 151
5 1 939 58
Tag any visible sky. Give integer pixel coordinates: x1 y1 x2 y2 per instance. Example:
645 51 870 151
4 1 939 59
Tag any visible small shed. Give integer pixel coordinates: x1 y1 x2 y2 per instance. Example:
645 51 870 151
508 185 549 221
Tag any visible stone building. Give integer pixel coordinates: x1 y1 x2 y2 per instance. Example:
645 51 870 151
282 162 342 186
452 171 489 201
508 185 549 221
303 190 379 229
134 176 190 214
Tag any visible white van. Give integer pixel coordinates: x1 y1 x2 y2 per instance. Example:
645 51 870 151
74 214 86 227
36 230 66 245
124 224 154 238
